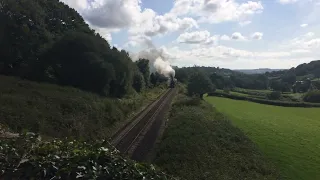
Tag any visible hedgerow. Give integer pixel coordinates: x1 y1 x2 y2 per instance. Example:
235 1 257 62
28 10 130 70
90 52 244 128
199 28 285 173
0 133 174 180
208 92 320 107
303 90 320 103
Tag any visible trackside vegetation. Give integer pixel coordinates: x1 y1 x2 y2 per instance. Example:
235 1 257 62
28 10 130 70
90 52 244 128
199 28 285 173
0 133 175 179
154 94 278 180
206 96 320 180
0 75 165 140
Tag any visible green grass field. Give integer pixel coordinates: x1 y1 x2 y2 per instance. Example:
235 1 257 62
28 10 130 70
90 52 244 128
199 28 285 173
205 96 320 180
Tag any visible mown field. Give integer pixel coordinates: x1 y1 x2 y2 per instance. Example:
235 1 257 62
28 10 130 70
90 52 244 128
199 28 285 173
155 95 278 180
205 96 320 180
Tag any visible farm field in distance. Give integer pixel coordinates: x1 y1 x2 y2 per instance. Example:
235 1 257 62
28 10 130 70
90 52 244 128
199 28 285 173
205 96 320 180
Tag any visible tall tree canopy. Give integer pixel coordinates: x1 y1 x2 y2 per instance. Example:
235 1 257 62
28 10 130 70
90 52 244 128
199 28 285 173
0 0 150 97
187 71 214 99
135 59 150 87
0 0 92 76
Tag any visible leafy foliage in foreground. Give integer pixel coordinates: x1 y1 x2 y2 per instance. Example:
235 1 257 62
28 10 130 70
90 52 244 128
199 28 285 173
155 95 278 180
0 134 174 180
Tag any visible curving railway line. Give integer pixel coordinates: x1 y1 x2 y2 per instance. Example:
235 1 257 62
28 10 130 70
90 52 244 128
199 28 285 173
111 88 176 161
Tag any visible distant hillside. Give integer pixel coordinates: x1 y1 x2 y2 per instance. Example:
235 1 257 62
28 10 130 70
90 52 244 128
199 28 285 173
267 60 320 80
235 68 284 74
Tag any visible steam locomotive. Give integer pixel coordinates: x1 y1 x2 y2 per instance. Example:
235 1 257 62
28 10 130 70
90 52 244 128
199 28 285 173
168 74 177 88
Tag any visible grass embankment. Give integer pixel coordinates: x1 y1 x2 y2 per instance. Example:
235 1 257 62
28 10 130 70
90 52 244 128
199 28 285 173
206 96 320 180
155 95 278 180
0 75 165 140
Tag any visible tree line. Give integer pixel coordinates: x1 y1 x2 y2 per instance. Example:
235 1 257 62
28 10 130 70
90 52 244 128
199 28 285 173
0 0 166 97
178 60 320 98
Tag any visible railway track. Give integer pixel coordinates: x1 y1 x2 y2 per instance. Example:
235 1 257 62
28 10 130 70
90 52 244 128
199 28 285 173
111 88 175 161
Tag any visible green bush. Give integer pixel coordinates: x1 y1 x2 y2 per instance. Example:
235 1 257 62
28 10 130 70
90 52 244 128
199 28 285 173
173 96 201 107
208 91 320 107
0 134 173 179
223 87 230 94
303 90 320 103
267 91 282 100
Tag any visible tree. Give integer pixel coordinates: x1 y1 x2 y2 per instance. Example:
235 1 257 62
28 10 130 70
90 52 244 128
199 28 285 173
150 73 157 86
270 80 283 91
35 32 136 97
0 0 92 77
150 72 167 86
209 73 225 89
132 72 145 93
175 68 189 83
135 59 150 87
187 71 213 99
281 72 296 85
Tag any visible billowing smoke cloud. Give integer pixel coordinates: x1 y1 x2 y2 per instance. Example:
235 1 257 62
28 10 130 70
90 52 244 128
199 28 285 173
154 57 175 77
130 39 175 78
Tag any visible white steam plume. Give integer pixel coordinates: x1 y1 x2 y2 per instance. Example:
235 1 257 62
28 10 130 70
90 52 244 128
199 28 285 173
154 57 175 78
130 45 175 78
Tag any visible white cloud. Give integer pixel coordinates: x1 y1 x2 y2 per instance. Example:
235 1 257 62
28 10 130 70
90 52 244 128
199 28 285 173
220 32 248 41
199 0 263 23
239 20 252 26
62 0 199 45
177 30 218 45
93 27 112 42
291 49 311 53
305 38 320 48
251 32 263 40
83 0 143 29
278 0 299 4
136 14 198 37
124 35 153 48
231 32 246 40
171 0 263 24
287 32 317 49
128 8 199 37
220 35 231 41
305 32 315 37
60 0 88 11
161 45 296 68
300 23 308 27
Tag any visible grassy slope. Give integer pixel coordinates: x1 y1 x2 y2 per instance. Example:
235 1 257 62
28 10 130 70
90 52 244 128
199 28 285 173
0 75 165 140
155 95 278 180
205 96 320 180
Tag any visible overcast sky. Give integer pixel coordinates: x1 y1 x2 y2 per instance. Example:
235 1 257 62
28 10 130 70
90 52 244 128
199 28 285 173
61 0 320 69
